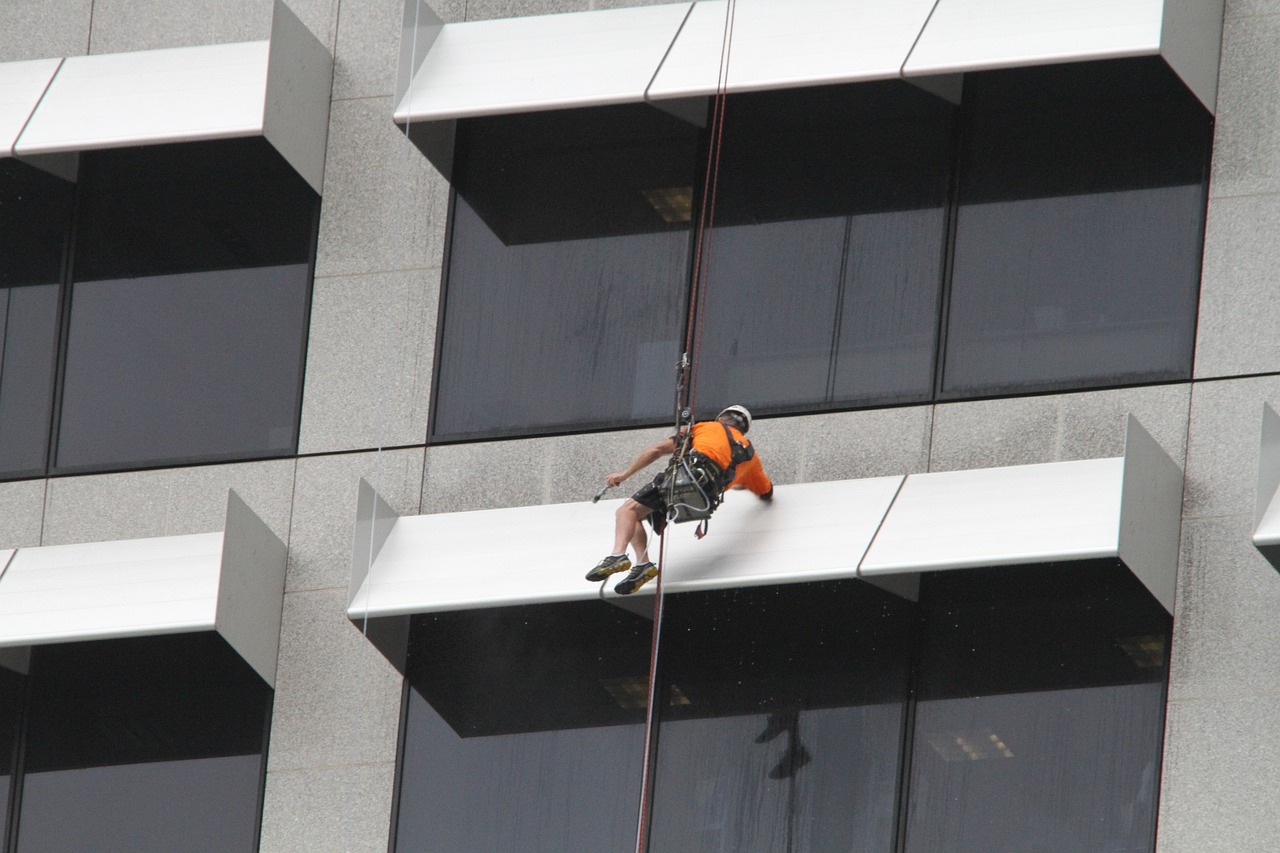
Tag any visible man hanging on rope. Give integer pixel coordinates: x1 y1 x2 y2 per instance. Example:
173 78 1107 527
587 405 773 594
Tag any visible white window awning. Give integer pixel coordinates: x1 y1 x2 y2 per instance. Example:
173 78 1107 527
349 415 1182 642
901 0 1223 111
0 491 287 686
394 0 1221 142
0 58 61 158
6 0 331 191
394 2 694 124
860 414 1183 612
644 0 939 100
1253 403 1280 571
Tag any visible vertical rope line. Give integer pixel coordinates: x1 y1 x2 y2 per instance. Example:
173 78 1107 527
634 4 737 852
685 0 737 417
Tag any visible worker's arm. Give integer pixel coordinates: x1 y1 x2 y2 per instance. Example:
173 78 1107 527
606 437 678 488
734 456 774 501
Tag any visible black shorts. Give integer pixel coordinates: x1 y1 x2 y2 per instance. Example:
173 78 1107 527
631 454 722 535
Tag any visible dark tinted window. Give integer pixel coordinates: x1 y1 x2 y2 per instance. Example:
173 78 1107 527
16 633 271 853
0 161 71 479
694 83 952 415
393 602 650 851
902 561 1170 852
393 564 1171 850
53 139 316 472
1 665 22 841
649 581 913 851
942 58 1211 396
430 105 699 441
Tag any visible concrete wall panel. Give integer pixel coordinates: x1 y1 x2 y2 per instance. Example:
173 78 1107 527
87 0 276 54
298 269 437 454
289 448 424 592
40 459 296 546
0 479 46 549
1158 696 1280 852
314 94 448 278
1169 515 1280 701
930 385 1191 473
266 587 402 773
0 0 91 61
1195 192 1280 378
1183 376 1280 519
260 762 396 853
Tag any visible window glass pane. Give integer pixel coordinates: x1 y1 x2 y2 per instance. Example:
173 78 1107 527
903 561 1171 852
394 603 650 852
1 665 22 839
54 139 317 472
0 161 72 479
18 633 271 853
649 581 913 851
942 58 1212 396
694 83 951 416
431 105 698 440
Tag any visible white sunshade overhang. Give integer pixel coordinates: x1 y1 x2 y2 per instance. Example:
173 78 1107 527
7 0 331 191
861 415 1183 612
394 0 1222 145
644 0 940 101
1252 403 1280 571
0 492 287 685
0 58 61 157
394 2 695 124
902 0 1223 111
349 416 1182 655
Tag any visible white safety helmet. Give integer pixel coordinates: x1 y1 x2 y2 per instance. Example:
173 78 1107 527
717 405 752 433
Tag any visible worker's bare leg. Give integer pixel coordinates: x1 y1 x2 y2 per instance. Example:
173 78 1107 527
614 500 651 560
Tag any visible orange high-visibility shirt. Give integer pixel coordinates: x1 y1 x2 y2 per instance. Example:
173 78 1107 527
686 421 773 496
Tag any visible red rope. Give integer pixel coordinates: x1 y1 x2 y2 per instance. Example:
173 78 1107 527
633 4 737 851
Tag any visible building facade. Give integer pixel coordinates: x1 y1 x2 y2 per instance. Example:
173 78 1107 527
1 0 1278 850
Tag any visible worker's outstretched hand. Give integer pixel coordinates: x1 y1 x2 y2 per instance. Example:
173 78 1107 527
606 472 628 488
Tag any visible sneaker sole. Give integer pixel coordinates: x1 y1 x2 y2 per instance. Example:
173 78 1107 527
586 562 631 582
615 569 658 595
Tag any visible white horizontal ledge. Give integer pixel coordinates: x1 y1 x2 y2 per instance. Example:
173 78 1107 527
394 2 695 124
863 416 1181 612
0 491 287 686
9 0 332 192
348 476 905 620
0 58 61 157
902 0 1222 111
349 416 1182 622
395 0 1221 134
646 0 938 100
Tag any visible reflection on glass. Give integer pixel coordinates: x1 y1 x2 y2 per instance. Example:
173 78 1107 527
17 756 263 853
18 633 271 853
943 58 1211 396
431 104 699 440
0 160 72 479
695 83 952 416
55 265 311 470
394 602 652 852
54 138 317 473
649 581 913 852
903 561 1171 853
